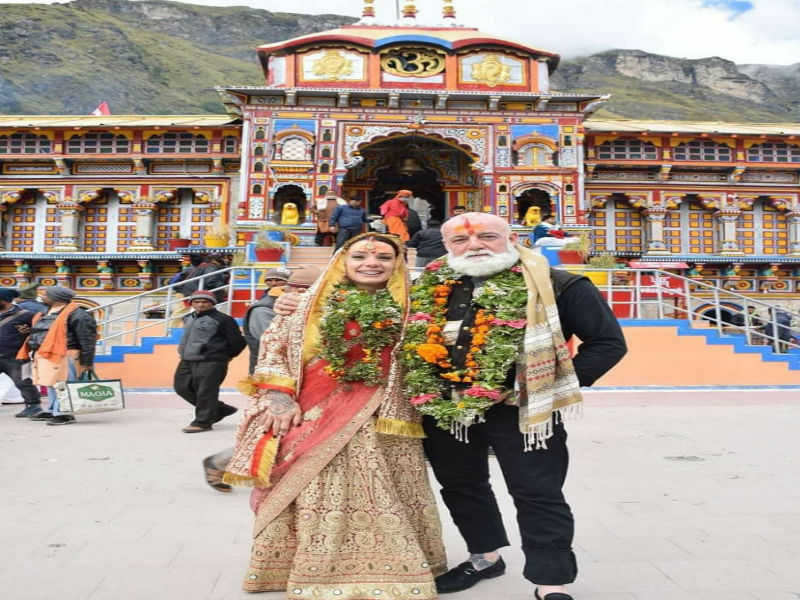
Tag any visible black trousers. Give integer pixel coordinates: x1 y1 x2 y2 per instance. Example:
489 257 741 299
334 227 362 250
173 360 231 426
422 403 577 586
0 356 41 405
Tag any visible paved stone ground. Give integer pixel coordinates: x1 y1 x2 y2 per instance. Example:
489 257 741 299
1 389 799 600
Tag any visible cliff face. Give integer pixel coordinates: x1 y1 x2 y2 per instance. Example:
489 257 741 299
552 49 799 121
0 0 356 114
0 0 797 121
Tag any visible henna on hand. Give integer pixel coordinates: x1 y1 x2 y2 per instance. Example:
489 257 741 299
267 392 296 416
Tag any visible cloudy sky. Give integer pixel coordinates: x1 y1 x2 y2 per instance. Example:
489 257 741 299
5 0 800 64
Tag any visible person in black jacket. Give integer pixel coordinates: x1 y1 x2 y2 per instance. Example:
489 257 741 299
174 254 229 303
0 288 41 414
427 213 626 600
406 219 447 267
174 290 246 433
406 207 423 238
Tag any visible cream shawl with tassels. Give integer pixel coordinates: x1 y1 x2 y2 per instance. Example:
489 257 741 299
511 246 583 449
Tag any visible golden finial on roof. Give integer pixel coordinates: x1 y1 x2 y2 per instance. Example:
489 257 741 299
359 0 376 25
442 0 456 22
401 2 418 25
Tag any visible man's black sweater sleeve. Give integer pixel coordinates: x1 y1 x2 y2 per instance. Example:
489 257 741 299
556 279 627 387
222 315 247 359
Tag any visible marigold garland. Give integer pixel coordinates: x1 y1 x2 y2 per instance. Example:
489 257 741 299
319 282 403 386
402 259 529 429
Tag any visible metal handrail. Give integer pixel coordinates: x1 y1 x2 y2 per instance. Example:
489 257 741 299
87 266 263 355
575 267 800 354
85 262 799 358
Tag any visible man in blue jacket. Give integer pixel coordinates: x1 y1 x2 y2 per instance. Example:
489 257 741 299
174 290 246 433
329 197 368 250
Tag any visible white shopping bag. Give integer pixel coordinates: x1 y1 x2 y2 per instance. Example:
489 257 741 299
63 371 125 415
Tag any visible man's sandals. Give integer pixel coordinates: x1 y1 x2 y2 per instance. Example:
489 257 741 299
202 456 232 493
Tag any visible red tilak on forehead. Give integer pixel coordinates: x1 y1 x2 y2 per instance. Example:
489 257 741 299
453 217 484 236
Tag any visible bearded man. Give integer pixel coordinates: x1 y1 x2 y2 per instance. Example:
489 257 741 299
274 213 627 600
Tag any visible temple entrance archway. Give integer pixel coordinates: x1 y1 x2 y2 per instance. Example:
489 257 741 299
515 188 554 225
273 184 307 225
342 135 477 222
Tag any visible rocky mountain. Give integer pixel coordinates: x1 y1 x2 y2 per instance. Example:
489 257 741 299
552 49 799 122
0 0 355 114
0 0 798 122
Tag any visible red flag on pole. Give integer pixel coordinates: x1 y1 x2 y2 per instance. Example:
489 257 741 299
90 101 111 116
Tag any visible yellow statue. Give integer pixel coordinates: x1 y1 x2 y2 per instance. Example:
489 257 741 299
522 205 541 227
281 202 300 225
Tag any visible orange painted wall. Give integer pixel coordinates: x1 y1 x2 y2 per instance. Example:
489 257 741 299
595 326 800 386
98 344 250 388
97 325 800 389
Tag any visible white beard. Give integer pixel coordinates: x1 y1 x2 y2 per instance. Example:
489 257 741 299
447 244 520 278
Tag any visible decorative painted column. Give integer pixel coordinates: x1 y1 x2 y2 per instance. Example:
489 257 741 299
13 260 32 287
54 260 72 287
786 209 800 256
482 174 495 213
715 208 743 255
642 207 669 254
54 199 83 252
129 197 158 251
138 260 155 290
96 260 115 291
0 203 8 251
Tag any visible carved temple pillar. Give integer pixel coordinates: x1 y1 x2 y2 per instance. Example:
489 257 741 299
96 260 115 291
138 260 155 290
13 260 32 287
54 199 83 252
54 260 72 287
0 204 8 251
642 207 669 254
786 209 800 256
129 198 158 251
715 208 744 255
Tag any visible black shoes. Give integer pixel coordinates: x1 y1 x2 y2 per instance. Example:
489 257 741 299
15 405 43 418
213 404 238 424
29 412 54 421
435 557 506 593
534 590 573 600
47 415 77 426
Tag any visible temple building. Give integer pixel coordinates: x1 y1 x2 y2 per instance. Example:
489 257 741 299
1 0 799 299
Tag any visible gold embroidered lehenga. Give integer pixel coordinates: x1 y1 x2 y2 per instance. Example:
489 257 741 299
225 246 446 599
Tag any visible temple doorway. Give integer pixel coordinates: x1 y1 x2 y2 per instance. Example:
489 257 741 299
342 135 476 222
272 184 306 224
515 188 554 225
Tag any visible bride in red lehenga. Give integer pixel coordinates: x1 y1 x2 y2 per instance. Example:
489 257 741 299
225 233 446 599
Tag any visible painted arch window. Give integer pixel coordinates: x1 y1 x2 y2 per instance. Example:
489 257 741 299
145 132 209 154
273 136 313 161
596 139 659 160
673 140 732 161
66 132 130 154
515 143 555 167
747 142 800 163
0 132 52 154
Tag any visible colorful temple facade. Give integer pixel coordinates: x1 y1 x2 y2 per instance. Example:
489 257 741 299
2 1 800 299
